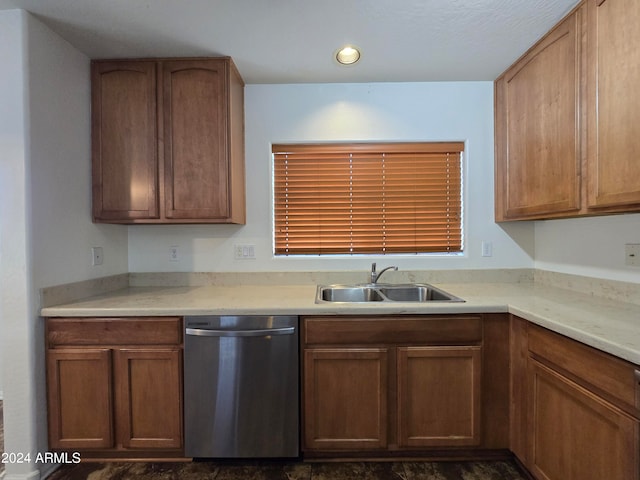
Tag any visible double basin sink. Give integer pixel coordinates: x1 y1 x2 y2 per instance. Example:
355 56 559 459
316 283 464 303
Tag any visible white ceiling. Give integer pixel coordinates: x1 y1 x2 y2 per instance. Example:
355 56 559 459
0 0 579 84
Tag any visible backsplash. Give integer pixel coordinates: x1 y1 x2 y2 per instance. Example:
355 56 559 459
39 269 640 308
39 273 129 309
534 270 640 307
127 268 533 287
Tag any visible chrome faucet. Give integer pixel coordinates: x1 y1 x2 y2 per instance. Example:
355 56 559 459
370 262 398 284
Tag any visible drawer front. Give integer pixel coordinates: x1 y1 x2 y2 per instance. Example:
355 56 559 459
303 316 482 345
528 324 638 413
47 317 182 347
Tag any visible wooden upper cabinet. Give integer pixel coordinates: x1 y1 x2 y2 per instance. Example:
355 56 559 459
163 60 237 220
92 62 159 221
495 0 640 221
586 0 640 210
495 6 584 221
92 57 245 224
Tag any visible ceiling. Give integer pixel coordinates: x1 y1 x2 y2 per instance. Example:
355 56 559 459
0 0 579 84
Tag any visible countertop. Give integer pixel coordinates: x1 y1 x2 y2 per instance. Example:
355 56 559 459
41 281 640 365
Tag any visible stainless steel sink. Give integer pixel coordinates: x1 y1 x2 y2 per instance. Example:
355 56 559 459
315 283 464 303
318 286 386 302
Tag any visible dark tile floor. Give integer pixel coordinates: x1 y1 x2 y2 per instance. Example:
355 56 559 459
47 459 529 480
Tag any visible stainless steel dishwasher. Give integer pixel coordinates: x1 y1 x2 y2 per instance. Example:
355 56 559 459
184 315 299 458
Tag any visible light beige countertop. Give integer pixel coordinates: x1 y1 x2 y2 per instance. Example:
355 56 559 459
40 280 640 365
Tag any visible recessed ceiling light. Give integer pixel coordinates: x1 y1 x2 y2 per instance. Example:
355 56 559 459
335 45 361 65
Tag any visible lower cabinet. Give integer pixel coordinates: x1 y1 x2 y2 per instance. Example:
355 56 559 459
301 315 496 455
47 348 114 449
114 348 182 449
46 317 183 457
397 346 481 447
511 317 640 480
528 359 638 480
304 347 389 450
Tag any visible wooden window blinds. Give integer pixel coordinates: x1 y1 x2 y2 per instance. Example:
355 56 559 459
273 142 464 255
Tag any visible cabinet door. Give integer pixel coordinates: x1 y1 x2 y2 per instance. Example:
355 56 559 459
495 8 583 220
586 0 640 209
528 359 639 480
162 59 231 220
91 61 159 221
115 348 182 449
397 346 481 447
47 348 113 449
303 348 388 450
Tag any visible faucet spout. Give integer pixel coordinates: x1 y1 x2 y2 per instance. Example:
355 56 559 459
370 262 399 284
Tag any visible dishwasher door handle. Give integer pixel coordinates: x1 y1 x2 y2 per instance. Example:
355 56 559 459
186 326 295 337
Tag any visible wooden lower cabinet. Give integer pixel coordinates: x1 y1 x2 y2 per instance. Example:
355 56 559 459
115 348 182 449
397 346 481 447
47 348 114 449
510 318 640 480
301 315 494 455
46 317 183 457
303 348 388 450
528 360 638 480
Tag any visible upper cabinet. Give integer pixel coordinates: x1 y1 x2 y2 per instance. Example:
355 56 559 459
495 0 640 221
495 7 584 221
92 57 245 224
585 0 640 210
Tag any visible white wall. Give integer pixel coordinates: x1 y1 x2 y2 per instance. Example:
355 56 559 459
0 11 40 480
28 13 128 288
129 82 534 273
535 214 640 283
0 10 129 479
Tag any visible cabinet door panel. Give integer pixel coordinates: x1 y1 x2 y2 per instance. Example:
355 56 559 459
397 346 481 447
528 359 639 480
92 61 159 221
47 348 113 449
115 348 183 449
495 9 583 220
586 0 640 208
163 60 230 220
303 348 388 450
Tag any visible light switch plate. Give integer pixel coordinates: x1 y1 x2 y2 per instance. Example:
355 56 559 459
91 247 104 266
234 244 256 260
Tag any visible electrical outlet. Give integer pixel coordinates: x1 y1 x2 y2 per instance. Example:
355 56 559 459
91 247 104 266
234 244 256 260
625 244 640 267
169 246 180 262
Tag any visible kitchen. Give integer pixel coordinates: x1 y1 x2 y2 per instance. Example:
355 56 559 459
1 1 640 479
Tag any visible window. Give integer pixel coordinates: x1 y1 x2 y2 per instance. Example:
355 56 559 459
273 142 463 256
